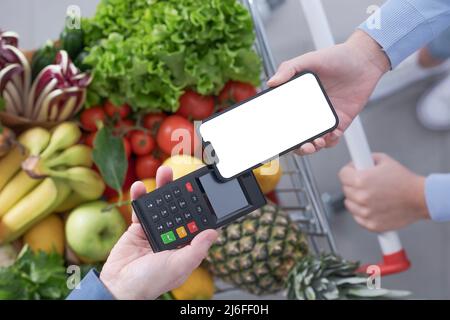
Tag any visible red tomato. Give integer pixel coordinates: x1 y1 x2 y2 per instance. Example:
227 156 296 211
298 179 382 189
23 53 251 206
143 113 167 134
218 81 257 106
115 118 134 129
176 90 214 120
123 138 132 159
153 148 170 162
85 132 97 147
130 130 155 155
115 119 135 137
80 107 106 132
104 101 131 119
136 155 162 180
156 115 197 156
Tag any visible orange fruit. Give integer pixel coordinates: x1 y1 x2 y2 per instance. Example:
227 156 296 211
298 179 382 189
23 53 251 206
109 192 132 226
108 178 157 226
23 214 65 255
171 267 215 300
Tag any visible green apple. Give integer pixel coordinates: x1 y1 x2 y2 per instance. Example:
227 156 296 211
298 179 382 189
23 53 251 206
65 201 126 262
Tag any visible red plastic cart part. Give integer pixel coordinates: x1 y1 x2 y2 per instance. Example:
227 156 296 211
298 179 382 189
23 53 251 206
358 249 411 276
266 191 279 204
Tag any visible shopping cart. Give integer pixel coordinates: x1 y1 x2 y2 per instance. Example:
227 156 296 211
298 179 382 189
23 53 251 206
248 0 412 274
244 0 337 257
213 1 336 298
214 0 410 297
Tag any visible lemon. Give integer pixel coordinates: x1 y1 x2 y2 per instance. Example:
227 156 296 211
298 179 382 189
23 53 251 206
142 178 157 192
253 159 283 194
163 155 204 180
23 214 65 255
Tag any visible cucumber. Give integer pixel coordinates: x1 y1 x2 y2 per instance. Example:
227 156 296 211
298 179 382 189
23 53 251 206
74 51 91 72
60 28 84 61
31 43 58 81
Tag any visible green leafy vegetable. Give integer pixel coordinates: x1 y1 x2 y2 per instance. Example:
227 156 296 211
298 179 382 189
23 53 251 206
92 126 128 198
0 246 70 300
79 263 103 278
81 0 261 112
74 50 91 72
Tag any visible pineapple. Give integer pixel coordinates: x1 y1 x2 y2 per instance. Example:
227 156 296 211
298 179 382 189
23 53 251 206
207 203 411 299
287 254 411 300
206 203 309 295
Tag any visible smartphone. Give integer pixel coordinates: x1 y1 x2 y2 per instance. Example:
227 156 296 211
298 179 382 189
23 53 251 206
199 71 339 180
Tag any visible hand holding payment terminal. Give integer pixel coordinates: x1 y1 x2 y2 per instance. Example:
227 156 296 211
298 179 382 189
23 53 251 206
132 166 266 251
132 72 338 252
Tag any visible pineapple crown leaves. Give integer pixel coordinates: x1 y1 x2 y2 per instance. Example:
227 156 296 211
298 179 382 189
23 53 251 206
286 253 411 300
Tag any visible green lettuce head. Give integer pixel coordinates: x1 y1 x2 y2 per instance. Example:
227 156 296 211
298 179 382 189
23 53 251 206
82 0 262 112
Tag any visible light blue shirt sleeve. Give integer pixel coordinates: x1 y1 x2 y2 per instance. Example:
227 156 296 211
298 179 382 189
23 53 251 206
359 0 450 68
425 174 450 222
66 269 115 300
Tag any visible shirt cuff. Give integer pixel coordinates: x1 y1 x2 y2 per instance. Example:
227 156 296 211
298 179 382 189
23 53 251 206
425 174 450 222
359 0 437 68
66 269 115 300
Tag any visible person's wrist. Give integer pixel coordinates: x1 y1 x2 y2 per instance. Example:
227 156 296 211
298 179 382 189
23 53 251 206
346 29 391 75
99 273 121 299
408 175 430 221
100 272 137 300
100 271 159 300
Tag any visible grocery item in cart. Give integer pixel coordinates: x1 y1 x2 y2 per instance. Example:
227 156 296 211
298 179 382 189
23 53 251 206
207 202 309 295
207 203 410 299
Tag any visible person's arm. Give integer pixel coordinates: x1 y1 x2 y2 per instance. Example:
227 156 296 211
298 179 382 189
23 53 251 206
269 0 450 155
66 269 115 300
425 174 450 221
360 0 450 68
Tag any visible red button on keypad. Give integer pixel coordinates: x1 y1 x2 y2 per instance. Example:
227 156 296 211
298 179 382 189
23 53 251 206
185 182 193 192
187 221 198 234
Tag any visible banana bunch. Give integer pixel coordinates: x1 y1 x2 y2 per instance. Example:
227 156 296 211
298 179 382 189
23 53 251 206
0 122 105 243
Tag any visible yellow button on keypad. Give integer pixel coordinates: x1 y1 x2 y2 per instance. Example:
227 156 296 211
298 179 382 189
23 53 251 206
176 226 187 238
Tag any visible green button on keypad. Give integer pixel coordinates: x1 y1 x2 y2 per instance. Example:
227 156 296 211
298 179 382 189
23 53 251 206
161 231 176 244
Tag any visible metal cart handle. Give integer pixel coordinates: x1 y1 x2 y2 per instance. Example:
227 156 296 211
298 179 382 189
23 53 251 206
298 0 410 275
245 0 410 275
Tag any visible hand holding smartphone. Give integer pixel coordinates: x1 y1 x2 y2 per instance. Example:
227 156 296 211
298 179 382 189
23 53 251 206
199 72 339 180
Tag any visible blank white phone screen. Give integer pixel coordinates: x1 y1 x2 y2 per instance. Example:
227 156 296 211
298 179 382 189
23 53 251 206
199 73 337 179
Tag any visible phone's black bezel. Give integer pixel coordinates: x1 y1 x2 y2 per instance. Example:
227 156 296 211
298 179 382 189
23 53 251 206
199 71 339 181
